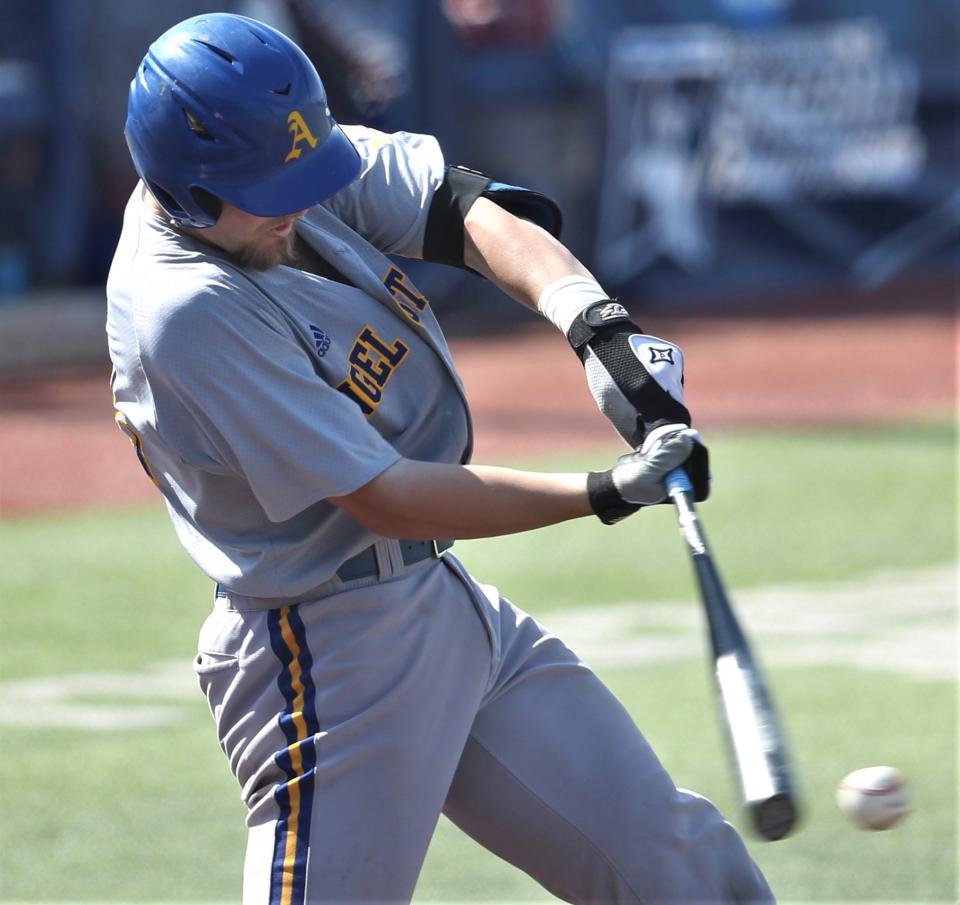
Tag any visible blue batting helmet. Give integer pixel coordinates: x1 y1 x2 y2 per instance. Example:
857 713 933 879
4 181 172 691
125 13 361 228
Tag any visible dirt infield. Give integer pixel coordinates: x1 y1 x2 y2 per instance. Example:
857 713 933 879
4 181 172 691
1 279 955 517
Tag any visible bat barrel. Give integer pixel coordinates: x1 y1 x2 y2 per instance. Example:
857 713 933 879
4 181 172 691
667 467 801 842
715 651 799 839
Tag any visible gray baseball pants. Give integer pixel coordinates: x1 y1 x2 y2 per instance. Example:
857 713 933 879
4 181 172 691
194 548 775 904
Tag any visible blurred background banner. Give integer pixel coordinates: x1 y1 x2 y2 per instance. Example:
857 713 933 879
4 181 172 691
1 0 956 306
595 20 935 293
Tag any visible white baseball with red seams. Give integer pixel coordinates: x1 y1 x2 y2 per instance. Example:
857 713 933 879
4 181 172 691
836 766 911 830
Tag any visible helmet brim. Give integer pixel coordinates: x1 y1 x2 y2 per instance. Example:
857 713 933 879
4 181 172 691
211 122 362 218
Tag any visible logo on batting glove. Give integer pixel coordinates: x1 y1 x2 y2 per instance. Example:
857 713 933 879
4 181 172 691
583 300 629 327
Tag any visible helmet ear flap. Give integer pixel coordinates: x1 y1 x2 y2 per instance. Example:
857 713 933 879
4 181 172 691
146 181 188 220
145 181 222 228
191 187 222 223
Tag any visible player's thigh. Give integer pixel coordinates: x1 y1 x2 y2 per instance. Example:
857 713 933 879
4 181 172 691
442 610 773 903
200 562 495 904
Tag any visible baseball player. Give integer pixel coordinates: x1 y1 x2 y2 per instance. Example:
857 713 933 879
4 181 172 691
107 13 774 905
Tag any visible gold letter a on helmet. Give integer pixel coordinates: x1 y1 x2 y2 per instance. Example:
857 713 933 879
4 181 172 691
285 111 319 162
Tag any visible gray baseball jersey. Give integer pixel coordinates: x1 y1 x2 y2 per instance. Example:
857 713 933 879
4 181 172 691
106 126 773 903
108 127 470 598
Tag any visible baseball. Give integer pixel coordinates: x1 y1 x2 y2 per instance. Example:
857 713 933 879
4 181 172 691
836 766 910 830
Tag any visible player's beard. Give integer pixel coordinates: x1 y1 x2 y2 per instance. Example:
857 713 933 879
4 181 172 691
234 230 298 271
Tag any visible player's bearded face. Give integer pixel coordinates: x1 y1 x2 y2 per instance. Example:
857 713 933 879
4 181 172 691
189 201 309 271
227 207 307 271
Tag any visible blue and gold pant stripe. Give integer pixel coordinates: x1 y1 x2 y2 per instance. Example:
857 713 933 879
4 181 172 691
267 605 319 905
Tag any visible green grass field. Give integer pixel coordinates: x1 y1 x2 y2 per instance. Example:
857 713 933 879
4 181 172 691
0 422 956 903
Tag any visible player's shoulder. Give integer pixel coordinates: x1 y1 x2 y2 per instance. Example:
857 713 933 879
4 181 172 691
341 124 439 153
124 252 242 312
339 125 442 177
128 256 275 359
110 211 248 320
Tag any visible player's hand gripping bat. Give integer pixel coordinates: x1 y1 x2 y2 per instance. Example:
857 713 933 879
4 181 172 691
666 468 800 841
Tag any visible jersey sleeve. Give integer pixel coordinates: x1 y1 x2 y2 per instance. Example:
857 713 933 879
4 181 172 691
141 273 401 523
322 126 445 259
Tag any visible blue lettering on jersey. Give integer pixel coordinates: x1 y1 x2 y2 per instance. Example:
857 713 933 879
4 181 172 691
383 267 429 324
336 325 410 416
309 324 331 357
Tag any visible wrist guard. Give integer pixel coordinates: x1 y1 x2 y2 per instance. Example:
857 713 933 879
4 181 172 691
587 470 641 525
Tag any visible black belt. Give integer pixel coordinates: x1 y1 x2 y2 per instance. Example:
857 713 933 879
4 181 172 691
336 539 454 582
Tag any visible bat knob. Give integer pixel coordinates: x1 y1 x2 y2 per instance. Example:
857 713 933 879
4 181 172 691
751 793 800 841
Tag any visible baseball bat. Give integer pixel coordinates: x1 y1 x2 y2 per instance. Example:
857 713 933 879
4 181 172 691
666 468 799 841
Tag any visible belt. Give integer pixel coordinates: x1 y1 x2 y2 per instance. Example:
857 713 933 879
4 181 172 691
214 539 454 607
336 538 453 582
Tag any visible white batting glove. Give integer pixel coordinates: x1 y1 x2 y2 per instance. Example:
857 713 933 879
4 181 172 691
588 426 701 524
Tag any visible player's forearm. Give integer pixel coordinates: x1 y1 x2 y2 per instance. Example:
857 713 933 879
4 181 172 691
330 457 592 539
463 196 593 312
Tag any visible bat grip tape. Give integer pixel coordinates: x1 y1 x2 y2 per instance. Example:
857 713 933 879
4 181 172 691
666 467 694 495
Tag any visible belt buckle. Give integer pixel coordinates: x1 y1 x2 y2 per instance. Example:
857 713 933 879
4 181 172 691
430 539 440 558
